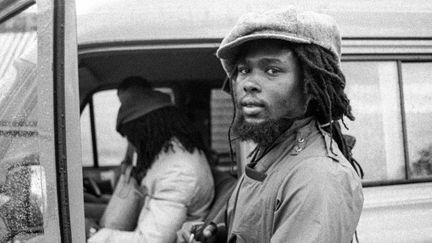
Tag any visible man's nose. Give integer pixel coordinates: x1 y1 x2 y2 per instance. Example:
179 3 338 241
242 77 261 94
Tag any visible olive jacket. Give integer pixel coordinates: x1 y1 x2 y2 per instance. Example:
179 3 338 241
226 118 364 243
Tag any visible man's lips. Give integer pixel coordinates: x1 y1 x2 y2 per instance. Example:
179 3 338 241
240 99 265 116
242 106 263 115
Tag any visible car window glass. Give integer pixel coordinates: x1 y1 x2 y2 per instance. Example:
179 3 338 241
402 62 432 179
0 5 45 241
82 88 175 167
80 105 93 167
342 61 405 182
93 90 127 167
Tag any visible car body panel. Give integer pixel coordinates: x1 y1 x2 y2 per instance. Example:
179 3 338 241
359 183 432 242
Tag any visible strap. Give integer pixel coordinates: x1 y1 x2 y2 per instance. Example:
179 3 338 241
120 142 135 175
122 142 135 166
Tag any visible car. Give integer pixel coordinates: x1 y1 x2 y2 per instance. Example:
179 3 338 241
0 0 432 242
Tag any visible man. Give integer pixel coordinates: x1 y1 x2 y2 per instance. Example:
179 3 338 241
178 7 363 243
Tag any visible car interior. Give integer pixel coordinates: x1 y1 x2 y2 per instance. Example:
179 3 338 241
78 46 238 226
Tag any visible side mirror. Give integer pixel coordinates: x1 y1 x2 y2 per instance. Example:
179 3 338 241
0 161 45 241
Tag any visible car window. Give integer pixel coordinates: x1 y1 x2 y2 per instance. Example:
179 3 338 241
81 90 127 167
82 87 240 171
81 88 175 167
402 62 432 179
80 105 94 167
93 90 127 166
342 61 405 182
0 5 45 242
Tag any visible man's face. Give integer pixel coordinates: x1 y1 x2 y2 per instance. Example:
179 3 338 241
232 41 308 145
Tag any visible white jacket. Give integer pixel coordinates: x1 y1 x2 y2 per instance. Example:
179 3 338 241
89 139 215 243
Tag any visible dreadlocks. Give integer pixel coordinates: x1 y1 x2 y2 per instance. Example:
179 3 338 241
292 44 364 178
119 106 209 175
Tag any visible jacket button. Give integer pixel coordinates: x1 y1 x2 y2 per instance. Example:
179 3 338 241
294 145 302 152
297 137 305 143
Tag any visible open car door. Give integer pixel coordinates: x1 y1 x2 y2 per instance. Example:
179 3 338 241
0 0 85 241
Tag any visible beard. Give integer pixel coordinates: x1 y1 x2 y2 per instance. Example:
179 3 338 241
232 112 294 148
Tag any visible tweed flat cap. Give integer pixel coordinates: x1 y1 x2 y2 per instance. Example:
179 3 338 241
116 84 172 133
217 7 341 75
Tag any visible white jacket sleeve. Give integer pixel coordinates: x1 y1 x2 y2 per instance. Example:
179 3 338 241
89 199 188 243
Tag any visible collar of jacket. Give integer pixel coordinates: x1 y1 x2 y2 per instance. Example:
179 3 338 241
245 117 316 181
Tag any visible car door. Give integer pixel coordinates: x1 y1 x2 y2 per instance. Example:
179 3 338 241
0 0 84 241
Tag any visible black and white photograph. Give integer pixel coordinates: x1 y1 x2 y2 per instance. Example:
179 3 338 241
0 0 431 242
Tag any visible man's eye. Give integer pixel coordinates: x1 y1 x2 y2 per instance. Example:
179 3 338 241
266 67 280 75
237 66 249 74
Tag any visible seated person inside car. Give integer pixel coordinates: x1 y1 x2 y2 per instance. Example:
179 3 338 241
88 79 215 243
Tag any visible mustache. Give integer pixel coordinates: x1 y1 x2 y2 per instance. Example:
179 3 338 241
237 96 266 107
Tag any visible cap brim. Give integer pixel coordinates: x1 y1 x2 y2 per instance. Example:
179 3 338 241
217 33 311 59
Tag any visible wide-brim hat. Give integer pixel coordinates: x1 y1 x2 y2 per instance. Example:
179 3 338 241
116 85 172 133
216 7 342 76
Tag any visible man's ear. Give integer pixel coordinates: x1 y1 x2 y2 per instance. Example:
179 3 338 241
221 76 231 94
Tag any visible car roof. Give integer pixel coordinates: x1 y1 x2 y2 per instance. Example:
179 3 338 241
76 0 432 47
75 0 432 105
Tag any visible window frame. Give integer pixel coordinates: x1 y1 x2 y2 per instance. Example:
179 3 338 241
88 96 100 167
342 54 432 187
0 0 34 23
